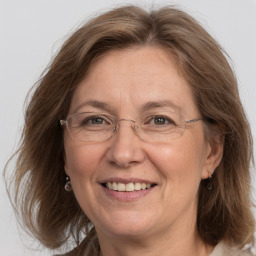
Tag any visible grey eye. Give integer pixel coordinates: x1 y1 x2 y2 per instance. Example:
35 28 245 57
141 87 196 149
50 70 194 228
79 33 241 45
146 116 175 126
81 116 110 126
89 117 104 124
154 116 169 125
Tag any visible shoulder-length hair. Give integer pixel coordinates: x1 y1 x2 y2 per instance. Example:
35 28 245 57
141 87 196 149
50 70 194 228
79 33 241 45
4 4 255 254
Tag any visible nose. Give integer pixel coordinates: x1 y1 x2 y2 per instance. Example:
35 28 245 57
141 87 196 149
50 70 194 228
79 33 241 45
106 119 145 168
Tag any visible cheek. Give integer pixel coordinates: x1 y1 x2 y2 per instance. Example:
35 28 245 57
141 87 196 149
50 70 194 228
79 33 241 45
64 140 104 179
147 134 206 186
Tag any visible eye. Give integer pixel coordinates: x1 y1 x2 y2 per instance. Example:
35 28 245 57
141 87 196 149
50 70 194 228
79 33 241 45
145 115 176 126
84 116 105 125
78 115 112 127
153 116 171 125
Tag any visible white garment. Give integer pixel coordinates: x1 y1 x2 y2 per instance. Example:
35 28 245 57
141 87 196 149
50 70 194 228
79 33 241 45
210 241 255 256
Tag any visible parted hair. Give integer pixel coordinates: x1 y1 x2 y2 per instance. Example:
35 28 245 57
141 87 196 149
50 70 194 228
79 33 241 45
4 5 255 255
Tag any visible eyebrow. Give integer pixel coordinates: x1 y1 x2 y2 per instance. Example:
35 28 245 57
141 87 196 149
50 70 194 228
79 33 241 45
73 99 182 115
139 100 182 113
72 100 117 114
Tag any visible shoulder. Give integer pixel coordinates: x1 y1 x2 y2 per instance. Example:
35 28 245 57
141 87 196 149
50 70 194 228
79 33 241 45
210 241 256 256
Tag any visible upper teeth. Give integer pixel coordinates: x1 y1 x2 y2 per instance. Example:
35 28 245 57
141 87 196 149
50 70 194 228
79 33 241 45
106 182 152 192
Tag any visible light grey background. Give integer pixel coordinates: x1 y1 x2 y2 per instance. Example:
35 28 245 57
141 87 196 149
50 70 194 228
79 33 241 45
1 0 255 255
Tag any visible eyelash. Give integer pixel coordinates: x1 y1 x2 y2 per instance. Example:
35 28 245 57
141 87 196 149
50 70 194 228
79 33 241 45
145 116 176 125
76 114 178 127
81 116 110 125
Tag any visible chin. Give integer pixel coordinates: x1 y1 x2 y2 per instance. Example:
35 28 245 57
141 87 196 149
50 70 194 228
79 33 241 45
94 210 157 238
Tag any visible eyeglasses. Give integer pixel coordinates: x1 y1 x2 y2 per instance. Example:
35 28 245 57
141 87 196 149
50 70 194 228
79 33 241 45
60 112 202 143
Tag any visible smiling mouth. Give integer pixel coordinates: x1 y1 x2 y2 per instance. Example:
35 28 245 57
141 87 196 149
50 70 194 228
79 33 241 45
102 182 156 192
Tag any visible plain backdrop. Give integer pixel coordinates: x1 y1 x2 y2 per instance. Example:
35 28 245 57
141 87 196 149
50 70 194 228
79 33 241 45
1 0 256 255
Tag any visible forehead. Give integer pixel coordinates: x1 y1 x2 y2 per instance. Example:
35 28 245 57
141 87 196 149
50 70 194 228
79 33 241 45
69 46 199 117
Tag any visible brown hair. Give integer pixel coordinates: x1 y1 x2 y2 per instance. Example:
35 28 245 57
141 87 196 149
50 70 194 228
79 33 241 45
4 5 255 254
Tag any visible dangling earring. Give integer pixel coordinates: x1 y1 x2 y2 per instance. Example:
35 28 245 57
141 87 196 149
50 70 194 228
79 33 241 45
206 174 213 191
64 176 72 192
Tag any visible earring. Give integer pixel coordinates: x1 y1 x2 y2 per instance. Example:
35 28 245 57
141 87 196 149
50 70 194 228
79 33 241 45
64 176 72 192
206 174 213 191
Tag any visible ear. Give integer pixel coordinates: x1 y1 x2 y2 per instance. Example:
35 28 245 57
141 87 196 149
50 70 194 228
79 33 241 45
201 135 224 179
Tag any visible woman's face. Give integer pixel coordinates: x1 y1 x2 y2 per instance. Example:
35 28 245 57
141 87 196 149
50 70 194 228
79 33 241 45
64 46 221 240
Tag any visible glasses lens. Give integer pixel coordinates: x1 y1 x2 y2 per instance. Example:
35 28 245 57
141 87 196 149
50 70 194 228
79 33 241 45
65 112 186 143
135 112 185 142
67 112 114 142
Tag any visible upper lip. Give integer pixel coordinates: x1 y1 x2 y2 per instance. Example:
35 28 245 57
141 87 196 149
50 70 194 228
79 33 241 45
99 177 157 185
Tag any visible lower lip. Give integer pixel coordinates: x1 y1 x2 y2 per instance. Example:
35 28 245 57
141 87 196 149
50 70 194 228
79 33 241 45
101 186 156 201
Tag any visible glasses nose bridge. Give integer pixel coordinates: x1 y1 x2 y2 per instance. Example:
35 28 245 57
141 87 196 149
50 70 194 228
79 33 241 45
114 118 137 133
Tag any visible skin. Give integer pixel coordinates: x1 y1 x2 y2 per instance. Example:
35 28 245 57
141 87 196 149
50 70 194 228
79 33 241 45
64 46 223 256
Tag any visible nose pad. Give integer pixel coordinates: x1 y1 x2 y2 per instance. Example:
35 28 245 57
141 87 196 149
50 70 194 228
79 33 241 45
113 119 137 135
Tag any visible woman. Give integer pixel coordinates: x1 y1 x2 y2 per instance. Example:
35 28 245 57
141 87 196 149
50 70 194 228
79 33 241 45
5 5 255 256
